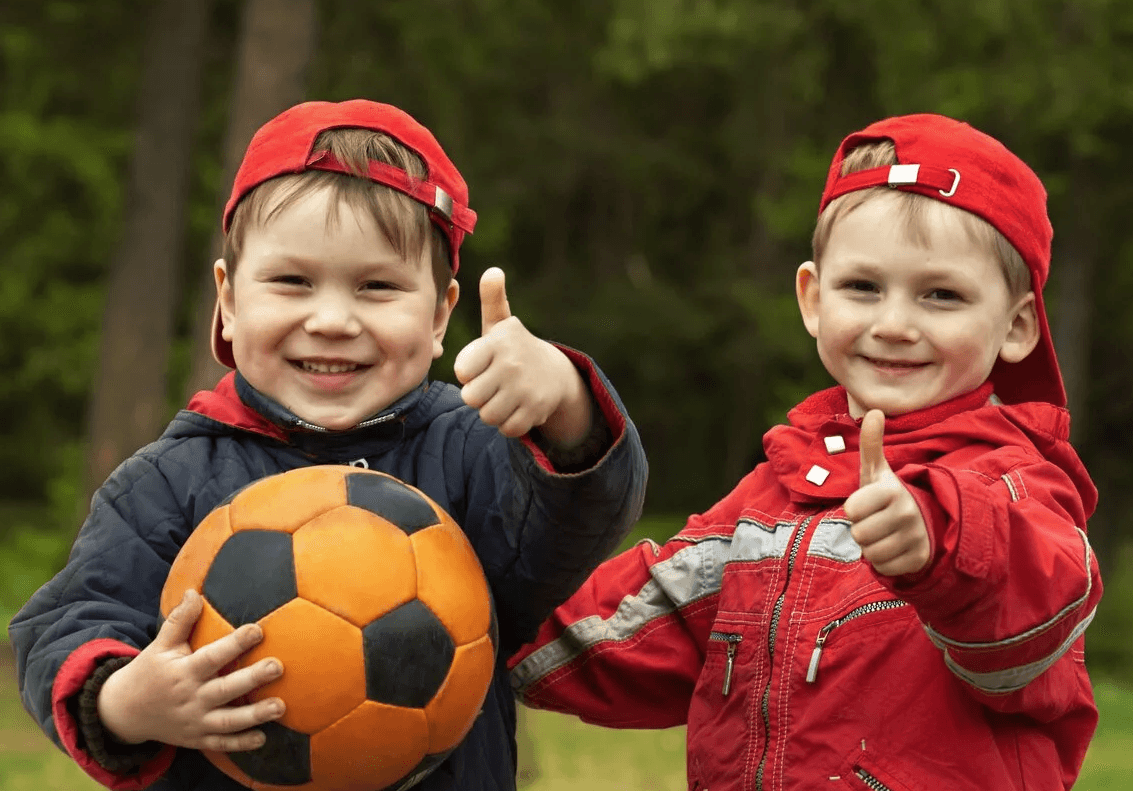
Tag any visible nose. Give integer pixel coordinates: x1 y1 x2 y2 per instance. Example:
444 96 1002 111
870 297 919 343
304 290 362 338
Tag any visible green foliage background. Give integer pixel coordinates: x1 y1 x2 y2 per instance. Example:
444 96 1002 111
2 0 1132 689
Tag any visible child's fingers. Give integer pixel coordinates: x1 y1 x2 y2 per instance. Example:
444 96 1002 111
153 589 204 649
479 267 512 336
453 339 491 387
848 508 897 549
858 409 890 487
188 623 264 679
201 694 285 740
202 656 284 709
843 480 894 524
473 387 523 431
198 726 269 754
864 541 927 577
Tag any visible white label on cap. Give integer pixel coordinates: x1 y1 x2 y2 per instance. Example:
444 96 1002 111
888 164 920 186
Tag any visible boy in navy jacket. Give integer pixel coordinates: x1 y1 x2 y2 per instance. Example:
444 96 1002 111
11 99 647 791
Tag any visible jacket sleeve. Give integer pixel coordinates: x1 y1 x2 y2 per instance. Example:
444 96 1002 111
461 347 649 656
507 468 770 728
884 448 1101 722
7 453 184 789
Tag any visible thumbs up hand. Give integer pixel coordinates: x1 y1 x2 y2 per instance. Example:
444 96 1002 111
454 268 592 446
843 410 931 577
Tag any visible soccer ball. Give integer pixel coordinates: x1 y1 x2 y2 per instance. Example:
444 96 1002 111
159 466 497 791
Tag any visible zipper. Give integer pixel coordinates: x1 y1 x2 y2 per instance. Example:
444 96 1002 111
854 767 893 791
753 516 812 791
708 632 742 695
289 411 398 432
805 599 907 683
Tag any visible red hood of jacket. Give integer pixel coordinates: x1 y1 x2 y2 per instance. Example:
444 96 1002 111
762 383 1097 516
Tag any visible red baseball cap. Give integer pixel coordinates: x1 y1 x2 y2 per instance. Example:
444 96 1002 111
212 99 477 369
819 113 1065 407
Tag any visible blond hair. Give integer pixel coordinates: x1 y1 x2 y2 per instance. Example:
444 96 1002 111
223 128 453 299
812 140 1031 298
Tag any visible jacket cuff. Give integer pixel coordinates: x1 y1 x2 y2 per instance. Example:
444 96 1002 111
76 656 165 773
531 390 612 473
520 344 625 473
52 639 175 789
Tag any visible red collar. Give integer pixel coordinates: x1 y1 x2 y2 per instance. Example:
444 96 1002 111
185 372 288 442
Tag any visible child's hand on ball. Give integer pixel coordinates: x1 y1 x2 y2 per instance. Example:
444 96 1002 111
98 589 286 751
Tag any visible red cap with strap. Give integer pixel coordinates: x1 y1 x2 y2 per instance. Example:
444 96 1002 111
213 99 476 369
819 113 1065 407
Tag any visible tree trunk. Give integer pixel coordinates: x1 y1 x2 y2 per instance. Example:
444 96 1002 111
1051 168 1095 442
181 0 318 400
83 0 210 506
1050 161 1106 567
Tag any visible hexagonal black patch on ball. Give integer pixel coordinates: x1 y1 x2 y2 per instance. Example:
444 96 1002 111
346 473 439 535
203 531 297 626
228 720 310 786
362 600 455 708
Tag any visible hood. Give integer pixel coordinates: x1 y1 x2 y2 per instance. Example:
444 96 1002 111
763 383 1097 515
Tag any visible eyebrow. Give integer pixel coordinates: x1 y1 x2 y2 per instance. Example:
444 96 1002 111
274 253 416 272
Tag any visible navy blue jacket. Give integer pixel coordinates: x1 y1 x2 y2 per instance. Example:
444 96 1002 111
10 350 646 791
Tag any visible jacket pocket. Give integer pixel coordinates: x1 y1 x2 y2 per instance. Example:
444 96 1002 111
805 599 907 684
836 740 918 791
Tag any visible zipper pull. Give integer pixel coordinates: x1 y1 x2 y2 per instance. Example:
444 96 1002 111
722 642 737 696
806 624 835 683
709 631 743 696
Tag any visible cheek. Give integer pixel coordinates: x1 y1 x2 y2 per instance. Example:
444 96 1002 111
816 308 860 350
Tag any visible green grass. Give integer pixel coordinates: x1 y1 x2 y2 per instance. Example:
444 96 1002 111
2 644 1129 791
2 514 1131 789
515 680 1133 790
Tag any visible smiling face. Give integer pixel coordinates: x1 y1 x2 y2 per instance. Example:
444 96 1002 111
797 192 1038 418
216 185 459 431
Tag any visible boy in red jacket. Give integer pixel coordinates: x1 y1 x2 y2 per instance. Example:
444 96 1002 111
511 114 1102 790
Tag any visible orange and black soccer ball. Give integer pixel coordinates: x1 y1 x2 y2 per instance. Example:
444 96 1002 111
160 466 497 791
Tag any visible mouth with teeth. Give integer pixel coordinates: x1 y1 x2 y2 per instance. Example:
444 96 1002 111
294 360 367 374
862 355 928 370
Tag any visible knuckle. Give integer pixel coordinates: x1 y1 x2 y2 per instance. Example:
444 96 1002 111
214 709 236 733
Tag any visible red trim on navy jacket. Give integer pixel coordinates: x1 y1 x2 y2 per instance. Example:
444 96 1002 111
52 638 175 789
520 345 627 473
185 372 288 442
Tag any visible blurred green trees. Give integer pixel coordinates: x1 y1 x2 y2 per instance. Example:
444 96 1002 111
2 0 1132 677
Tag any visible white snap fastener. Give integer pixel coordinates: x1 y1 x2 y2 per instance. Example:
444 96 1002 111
805 465 830 486
824 435 846 454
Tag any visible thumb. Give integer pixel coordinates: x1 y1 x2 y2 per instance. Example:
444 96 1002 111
155 588 202 648
479 267 512 335
858 409 891 487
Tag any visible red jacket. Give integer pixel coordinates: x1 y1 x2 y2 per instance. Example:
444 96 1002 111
511 384 1101 791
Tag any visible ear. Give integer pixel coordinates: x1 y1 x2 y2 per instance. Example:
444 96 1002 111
796 260 822 339
214 259 236 342
432 279 460 359
998 291 1040 364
